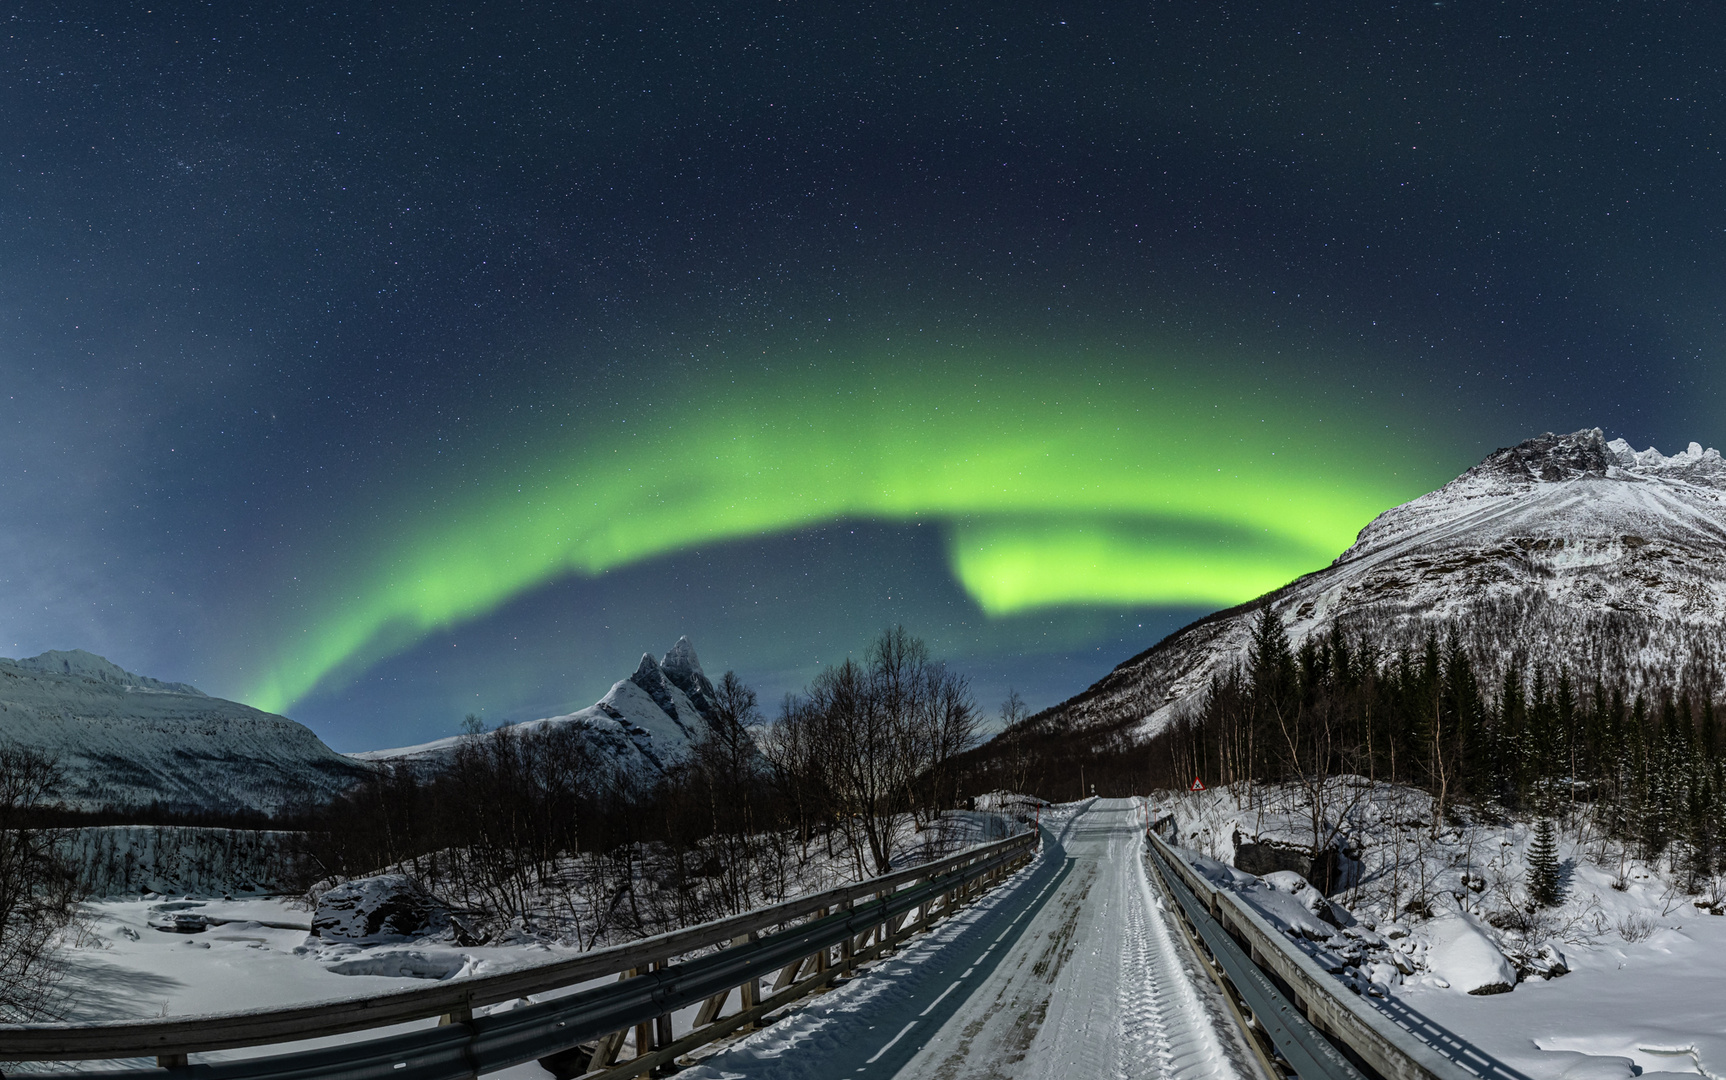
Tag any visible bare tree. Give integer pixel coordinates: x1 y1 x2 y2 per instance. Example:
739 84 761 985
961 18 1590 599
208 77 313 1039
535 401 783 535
764 627 980 876
762 692 832 864
0 746 80 1020
999 690 1030 795
921 665 981 819
810 656 902 874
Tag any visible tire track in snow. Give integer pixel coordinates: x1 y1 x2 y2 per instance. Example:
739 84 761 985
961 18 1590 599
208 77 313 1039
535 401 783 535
904 799 1256 1080
1112 814 1258 1080
674 801 1252 1080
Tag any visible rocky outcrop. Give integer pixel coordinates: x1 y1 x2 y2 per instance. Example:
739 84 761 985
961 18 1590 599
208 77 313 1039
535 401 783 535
312 874 450 942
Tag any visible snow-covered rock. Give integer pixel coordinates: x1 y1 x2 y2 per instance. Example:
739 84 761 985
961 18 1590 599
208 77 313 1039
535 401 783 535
312 874 450 942
1424 911 1518 995
1032 428 1726 739
355 637 719 781
0 650 369 813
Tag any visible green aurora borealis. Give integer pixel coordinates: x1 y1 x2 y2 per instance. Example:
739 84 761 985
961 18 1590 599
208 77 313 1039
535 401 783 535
247 354 1440 715
4 2 1723 747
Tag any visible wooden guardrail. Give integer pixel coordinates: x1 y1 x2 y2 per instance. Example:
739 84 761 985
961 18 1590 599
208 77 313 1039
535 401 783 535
0 828 1037 1079
1146 829 1497 1080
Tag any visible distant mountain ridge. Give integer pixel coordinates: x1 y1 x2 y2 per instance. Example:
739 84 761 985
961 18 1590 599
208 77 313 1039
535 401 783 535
355 636 720 779
11 649 205 696
1033 428 1726 741
0 651 368 812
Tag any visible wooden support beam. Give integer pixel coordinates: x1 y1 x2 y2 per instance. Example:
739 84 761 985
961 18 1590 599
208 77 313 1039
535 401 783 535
577 952 851 1080
590 1028 627 1069
694 990 729 1028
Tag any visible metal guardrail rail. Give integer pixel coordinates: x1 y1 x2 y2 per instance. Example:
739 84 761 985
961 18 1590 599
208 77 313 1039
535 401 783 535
1145 830 1488 1080
2 829 1036 1079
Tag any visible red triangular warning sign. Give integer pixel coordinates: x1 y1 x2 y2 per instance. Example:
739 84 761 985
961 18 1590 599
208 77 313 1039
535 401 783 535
1190 777 1206 791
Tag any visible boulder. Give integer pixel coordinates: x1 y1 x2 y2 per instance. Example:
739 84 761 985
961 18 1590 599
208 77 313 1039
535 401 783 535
313 875 450 942
1425 912 1517 995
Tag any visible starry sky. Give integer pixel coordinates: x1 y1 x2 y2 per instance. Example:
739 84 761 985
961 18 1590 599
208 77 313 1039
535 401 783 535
2 2 1721 752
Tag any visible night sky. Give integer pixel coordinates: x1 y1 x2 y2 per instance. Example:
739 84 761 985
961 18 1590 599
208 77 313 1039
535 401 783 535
2 3 1721 751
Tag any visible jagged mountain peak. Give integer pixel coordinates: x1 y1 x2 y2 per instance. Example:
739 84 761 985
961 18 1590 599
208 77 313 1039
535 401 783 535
1606 435 1725 482
1445 427 1724 493
662 636 701 680
659 636 720 726
1340 428 1726 565
1468 428 1616 485
631 651 664 683
361 637 718 780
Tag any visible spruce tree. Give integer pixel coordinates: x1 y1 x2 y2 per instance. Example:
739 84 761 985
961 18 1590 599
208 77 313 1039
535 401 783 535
1528 817 1561 907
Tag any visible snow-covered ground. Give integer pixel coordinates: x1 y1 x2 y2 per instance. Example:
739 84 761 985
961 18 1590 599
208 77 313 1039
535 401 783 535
29 809 1026 1075
53 782 1726 1080
679 798 1253 1080
1162 781 1726 1080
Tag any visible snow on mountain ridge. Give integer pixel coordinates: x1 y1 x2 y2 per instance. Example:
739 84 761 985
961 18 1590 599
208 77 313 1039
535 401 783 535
9 648 205 696
0 653 367 812
1036 428 1726 742
1340 428 1726 564
355 637 718 780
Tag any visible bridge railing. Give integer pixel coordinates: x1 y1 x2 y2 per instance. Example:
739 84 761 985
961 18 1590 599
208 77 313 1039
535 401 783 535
1146 829 1501 1080
0 828 1037 1080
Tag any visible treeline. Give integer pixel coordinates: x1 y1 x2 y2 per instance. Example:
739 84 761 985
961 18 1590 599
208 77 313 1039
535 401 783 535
299 627 985 941
1142 610 1726 884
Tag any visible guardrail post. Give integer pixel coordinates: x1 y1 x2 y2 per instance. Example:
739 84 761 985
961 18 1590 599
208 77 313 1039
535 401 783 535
156 1053 188 1068
736 932 760 1028
815 909 830 974
437 991 475 1027
652 958 674 1053
629 966 654 1067
839 899 856 973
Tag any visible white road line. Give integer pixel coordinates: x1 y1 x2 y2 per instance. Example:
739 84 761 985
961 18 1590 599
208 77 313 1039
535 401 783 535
919 980 962 1016
864 1020 918 1064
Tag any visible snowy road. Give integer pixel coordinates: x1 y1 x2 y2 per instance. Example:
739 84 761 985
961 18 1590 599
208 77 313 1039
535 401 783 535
682 798 1258 1080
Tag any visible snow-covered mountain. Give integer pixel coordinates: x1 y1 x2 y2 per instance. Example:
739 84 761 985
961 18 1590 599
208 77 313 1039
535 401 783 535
1041 428 1726 739
0 650 370 812
355 637 721 778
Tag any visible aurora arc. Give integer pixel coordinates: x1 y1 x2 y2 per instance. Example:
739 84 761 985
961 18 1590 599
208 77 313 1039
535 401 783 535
245 356 1438 714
